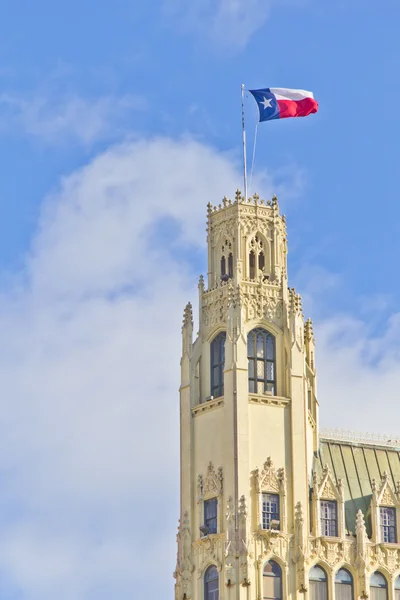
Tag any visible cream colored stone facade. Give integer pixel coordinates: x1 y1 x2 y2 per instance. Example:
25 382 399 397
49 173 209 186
174 191 400 600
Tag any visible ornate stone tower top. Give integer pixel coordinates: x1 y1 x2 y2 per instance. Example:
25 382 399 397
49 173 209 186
175 192 318 600
206 190 287 290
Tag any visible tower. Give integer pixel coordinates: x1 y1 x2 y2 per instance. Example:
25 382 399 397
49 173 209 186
174 190 318 600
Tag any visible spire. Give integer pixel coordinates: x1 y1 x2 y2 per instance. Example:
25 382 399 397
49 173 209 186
182 302 193 329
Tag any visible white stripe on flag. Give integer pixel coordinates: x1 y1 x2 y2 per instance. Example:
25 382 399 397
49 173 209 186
270 88 314 101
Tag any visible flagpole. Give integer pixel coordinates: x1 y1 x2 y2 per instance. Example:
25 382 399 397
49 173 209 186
241 84 248 201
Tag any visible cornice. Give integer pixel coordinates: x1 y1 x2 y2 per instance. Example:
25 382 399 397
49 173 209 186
192 397 224 417
249 394 290 407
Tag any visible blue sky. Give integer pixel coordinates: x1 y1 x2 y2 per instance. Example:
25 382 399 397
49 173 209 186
0 1 400 598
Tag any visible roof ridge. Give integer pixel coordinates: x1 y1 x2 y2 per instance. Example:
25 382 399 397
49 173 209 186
320 427 400 449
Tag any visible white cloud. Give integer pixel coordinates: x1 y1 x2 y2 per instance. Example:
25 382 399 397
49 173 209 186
0 136 279 599
0 92 144 146
315 310 400 435
165 0 275 49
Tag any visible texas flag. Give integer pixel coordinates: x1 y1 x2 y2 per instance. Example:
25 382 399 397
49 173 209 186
249 87 318 122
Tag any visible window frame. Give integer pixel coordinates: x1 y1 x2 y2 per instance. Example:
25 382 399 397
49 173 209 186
204 565 219 600
335 568 354 600
370 571 388 600
309 565 328 600
262 492 280 530
247 328 276 396
263 560 282 600
380 506 397 543
210 331 226 398
394 575 400 600
320 499 338 537
204 497 218 535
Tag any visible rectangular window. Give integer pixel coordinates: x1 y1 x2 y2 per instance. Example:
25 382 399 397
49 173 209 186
380 506 396 543
320 500 337 537
204 498 218 534
262 493 280 530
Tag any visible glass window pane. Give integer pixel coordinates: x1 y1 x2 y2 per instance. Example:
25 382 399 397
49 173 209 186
248 360 255 379
247 329 276 396
263 561 281 600
395 576 400 590
210 332 226 398
380 507 396 543
262 494 279 529
320 500 337 536
266 335 274 359
248 333 255 357
335 569 352 584
267 361 274 381
335 569 353 600
256 333 264 357
257 360 265 377
310 580 328 600
310 566 327 582
221 256 226 277
371 572 387 588
205 566 219 600
228 253 233 278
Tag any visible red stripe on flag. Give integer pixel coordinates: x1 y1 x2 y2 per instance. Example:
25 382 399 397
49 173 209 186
277 97 318 119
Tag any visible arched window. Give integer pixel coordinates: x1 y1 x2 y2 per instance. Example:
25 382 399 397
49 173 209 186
370 572 387 600
204 566 219 600
309 565 328 600
259 251 265 272
228 252 233 278
263 560 282 599
249 250 256 280
335 568 353 600
394 575 400 600
247 328 276 395
210 332 226 398
221 256 226 278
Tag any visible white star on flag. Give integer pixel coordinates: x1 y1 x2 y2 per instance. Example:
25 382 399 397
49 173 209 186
260 96 273 109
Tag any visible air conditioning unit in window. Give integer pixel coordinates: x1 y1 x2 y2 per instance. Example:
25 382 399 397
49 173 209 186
205 395 214 402
270 519 280 530
199 525 209 537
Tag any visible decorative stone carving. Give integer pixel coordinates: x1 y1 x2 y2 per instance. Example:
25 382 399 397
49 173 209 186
254 457 286 495
198 462 223 500
293 502 307 592
174 511 194 599
225 496 235 560
195 535 224 577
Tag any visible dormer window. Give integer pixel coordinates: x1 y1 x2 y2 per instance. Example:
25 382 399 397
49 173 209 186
320 500 337 536
380 506 396 543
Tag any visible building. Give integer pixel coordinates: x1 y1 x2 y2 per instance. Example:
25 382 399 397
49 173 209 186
174 191 400 600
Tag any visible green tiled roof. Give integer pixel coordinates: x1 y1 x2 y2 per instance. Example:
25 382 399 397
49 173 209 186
314 438 400 536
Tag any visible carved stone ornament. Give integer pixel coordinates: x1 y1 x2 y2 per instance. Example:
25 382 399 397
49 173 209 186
174 510 194 599
254 457 286 494
198 462 223 500
374 471 400 507
314 464 344 502
196 535 224 578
